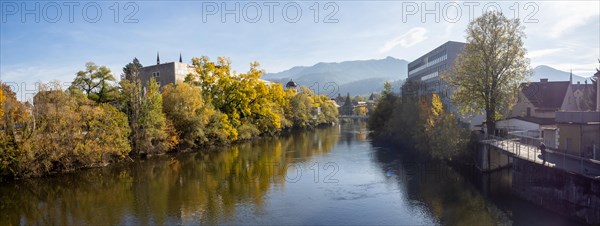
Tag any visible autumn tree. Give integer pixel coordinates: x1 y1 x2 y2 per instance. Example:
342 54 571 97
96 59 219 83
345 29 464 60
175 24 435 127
70 62 119 103
0 85 4 119
289 87 315 128
15 82 130 177
187 57 295 138
416 94 468 159
354 105 368 116
0 84 32 177
162 82 213 147
442 11 530 135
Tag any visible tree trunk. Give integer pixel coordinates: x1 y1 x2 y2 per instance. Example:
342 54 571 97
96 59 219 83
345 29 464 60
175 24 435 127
486 105 496 137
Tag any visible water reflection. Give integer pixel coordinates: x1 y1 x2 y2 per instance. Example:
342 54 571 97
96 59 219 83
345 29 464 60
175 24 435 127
0 123 584 225
370 142 511 225
370 133 585 226
0 126 339 225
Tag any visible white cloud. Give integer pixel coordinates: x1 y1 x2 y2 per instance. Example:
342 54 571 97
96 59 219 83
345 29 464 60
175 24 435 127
541 2 599 38
379 27 428 53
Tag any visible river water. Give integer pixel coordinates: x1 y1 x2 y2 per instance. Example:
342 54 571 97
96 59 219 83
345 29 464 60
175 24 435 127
0 123 583 225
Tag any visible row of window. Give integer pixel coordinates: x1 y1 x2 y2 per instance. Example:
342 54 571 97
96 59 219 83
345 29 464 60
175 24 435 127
420 71 438 81
408 54 447 76
430 50 447 62
407 50 446 71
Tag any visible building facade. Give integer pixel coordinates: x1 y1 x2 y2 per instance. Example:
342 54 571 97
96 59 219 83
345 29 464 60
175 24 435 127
406 41 465 109
555 111 600 159
511 79 571 119
511 75 597 119
138 54 197 89
405 41 485 127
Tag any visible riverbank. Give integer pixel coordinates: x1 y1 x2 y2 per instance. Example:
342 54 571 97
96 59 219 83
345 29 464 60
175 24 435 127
1 123 586 225
1 57 339 179
0 122 339 182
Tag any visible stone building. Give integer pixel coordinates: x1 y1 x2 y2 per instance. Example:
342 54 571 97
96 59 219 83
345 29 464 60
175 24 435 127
139 53 197 89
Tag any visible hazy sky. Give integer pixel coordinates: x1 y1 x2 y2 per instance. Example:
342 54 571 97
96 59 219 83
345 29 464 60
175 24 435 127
1 1 599 100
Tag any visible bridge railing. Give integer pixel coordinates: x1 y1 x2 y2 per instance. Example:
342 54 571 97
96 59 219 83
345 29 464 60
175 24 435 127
480 133 600 178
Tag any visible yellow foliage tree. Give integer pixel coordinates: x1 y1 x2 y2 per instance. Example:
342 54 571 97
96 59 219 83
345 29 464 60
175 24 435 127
0 85 4 119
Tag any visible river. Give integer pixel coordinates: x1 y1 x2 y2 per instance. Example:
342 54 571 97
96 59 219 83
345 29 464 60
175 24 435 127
0 123 583 225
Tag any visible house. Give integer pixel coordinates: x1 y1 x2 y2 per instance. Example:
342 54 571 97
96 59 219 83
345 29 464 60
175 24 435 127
511 73 597 119
511 79 570 119
496 116 557 148
563 80 597 112
555 111 600 159
504 70 599 157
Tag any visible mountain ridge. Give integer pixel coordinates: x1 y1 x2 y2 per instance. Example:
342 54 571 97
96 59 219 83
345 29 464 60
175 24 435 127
264 58 594 97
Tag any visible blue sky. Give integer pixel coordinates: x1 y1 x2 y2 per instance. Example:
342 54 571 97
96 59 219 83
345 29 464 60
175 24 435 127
1 1 599 100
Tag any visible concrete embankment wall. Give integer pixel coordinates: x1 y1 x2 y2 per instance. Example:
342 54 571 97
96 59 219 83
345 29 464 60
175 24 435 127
476 143 512 172
512 157 600 225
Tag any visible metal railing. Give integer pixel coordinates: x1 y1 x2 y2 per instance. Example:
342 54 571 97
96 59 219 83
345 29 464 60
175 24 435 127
480 133 600 179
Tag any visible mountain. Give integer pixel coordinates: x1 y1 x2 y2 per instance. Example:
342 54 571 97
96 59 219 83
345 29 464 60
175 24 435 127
532 65 590 83
264 59 592 97
264 57 408 96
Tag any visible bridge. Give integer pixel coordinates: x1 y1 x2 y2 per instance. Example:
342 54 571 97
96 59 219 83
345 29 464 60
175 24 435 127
339 115 368 122
479 134 600 179
477 134 600 224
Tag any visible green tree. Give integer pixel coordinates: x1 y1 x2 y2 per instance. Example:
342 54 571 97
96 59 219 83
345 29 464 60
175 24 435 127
442 11 530 135
140 77 178 153
368 82 397 137
122 57 143 80
70 62 119 103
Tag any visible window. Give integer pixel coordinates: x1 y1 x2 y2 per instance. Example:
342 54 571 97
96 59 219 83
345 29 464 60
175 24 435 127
152 71 160 77
526 107 531 117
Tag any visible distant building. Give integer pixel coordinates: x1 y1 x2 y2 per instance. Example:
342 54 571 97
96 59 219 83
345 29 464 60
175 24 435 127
406 41 465 107
339 93 354 116
499 71 599 156
285 79 298 90
512 79 571 119
563 80 597 112
406 41 484 127
511 74 597 119
138 52 197 89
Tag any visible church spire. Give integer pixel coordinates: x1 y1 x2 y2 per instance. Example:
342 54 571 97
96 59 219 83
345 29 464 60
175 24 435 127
570 69 573 83
179 52 183 63
157 52 160 65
